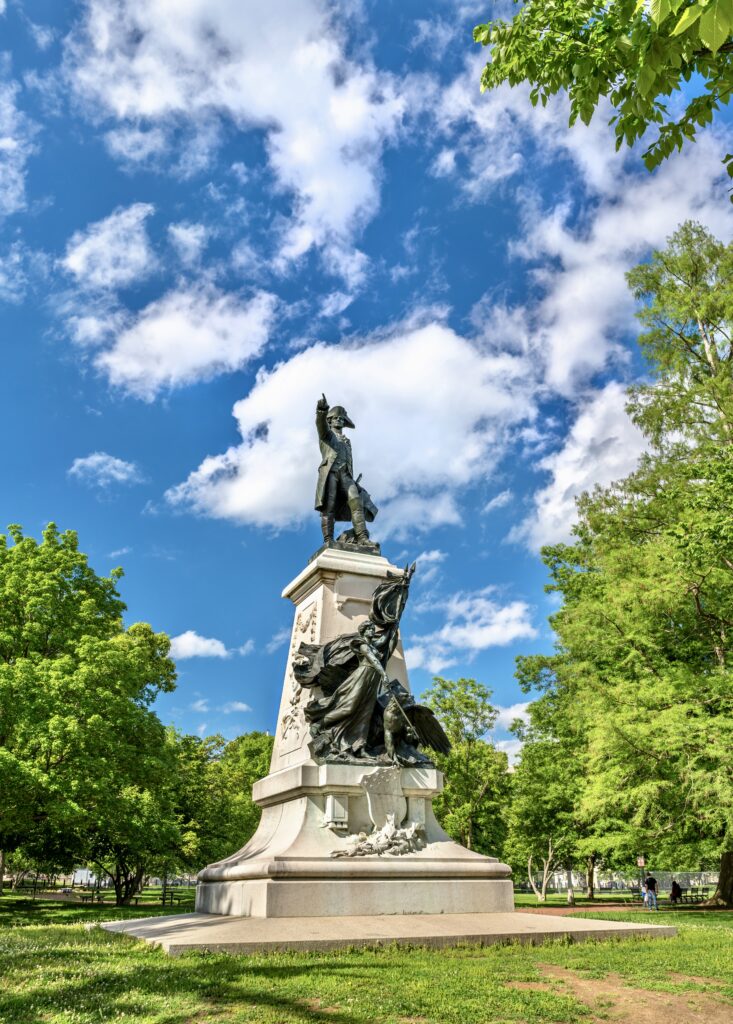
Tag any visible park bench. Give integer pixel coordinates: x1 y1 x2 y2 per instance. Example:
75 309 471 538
160 891 189 906
677 886 710 904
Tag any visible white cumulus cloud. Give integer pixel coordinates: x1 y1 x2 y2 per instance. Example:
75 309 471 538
65 0 406 276
405 588 537 674
266 627 291 655
68 451 143 488
61 202 156 290
433 64 631 203
494 737 523 767
511 382 647 551
414 549 447 584
434 65 733 393
513 135 733 394
0 75 37 218
104 124 169 164
94 285 277 400
494 701 531 730
483 489 513 514
0 241 30 303
165 321 537 536
168 221 209 267
170 630 230 659
220 700 252 713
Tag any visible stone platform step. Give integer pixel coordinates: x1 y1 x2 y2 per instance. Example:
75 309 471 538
98 911 676 956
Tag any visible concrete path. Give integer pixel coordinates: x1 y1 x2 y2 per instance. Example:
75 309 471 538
98 911 676 956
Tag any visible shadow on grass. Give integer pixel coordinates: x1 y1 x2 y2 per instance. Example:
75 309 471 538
0 895 195 927
0 904 590 1024
0 931 415 1024
5 897 732 1024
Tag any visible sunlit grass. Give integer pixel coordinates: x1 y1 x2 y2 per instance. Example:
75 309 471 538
1 892 732 1023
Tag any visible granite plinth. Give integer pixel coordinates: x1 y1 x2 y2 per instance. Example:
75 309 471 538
99 911 677 956
196 759 512 916
197 878 514 918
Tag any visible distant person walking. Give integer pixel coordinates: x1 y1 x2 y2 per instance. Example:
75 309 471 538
641 881 648 907
645 874 658 911
670 879 682 905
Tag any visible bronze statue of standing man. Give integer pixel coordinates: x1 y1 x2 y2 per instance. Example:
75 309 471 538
314 394 378 550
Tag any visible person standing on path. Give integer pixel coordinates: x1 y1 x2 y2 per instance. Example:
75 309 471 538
644 874 659 911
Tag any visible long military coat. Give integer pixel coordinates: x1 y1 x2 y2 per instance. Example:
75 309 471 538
314 407 378 522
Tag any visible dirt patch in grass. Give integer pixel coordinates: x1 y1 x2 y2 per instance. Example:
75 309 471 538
299 998 343 1015
668 972 724 986
539 964 732 1023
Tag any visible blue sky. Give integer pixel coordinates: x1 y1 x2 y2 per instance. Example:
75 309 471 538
2 0 732 758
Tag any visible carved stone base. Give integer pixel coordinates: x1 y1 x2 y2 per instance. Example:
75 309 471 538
196 761 512 917
195 551 513 919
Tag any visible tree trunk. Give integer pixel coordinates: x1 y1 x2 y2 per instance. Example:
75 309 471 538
585 854 596 899
11 868 28 891
566 865 575 906
527 856 544 901
540 838 555 901
705 850 733 907
540 859 551 901
113 862 146 906
0 850 5 895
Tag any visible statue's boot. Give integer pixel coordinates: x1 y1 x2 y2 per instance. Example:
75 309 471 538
349 501 370 544
321 513 335 545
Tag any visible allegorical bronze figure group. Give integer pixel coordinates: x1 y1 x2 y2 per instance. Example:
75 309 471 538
301 398 451 767
294 566 450 766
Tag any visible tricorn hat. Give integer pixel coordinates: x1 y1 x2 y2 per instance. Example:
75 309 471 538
327 405 355 429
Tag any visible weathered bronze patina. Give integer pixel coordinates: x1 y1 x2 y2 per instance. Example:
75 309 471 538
314 394 379 552
293 564 451 766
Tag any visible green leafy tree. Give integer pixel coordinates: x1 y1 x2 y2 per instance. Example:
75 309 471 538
210 731 274 855
510 660 603 901
505 735 576 901
422 677 510 855
168 730 274 873
0 524 176 903
83 717 183 904
474 1 733 174
521 223 733 903
166 732 230 873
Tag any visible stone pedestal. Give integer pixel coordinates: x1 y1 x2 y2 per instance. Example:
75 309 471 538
195 548 513 918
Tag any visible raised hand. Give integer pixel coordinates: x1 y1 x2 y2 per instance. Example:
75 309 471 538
317 393 329 411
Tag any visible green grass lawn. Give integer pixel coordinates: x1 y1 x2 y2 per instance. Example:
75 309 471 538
1 893 732 1024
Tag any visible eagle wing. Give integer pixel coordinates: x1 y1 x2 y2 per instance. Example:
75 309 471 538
405 705 451 755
